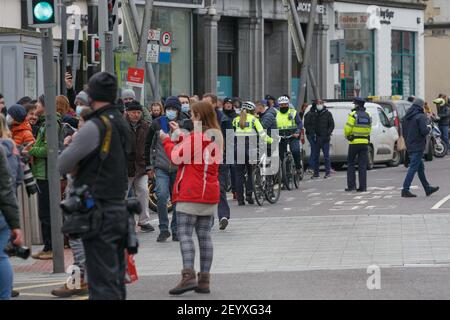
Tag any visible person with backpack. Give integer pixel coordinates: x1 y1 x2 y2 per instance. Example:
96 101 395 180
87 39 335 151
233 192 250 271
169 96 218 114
27 95 62 260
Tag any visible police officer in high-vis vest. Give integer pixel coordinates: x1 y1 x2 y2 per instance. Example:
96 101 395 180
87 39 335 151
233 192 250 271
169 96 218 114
344 97 372 192
276 96 303 172
232 101 273 206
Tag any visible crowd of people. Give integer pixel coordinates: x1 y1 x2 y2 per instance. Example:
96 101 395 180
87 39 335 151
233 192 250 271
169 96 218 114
0 69 443 300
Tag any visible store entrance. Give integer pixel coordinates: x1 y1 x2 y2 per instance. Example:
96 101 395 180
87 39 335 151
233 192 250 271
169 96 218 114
218 17 238 99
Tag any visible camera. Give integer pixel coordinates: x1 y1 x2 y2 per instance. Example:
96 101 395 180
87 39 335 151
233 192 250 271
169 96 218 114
4 238 30 260
126 198 141 255
23 163 39 195
60 185 95 214
60 185 95 238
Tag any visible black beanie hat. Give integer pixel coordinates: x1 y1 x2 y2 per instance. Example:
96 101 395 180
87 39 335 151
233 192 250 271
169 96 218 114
126 100 143 112
86 72 118 103
164 96 181 111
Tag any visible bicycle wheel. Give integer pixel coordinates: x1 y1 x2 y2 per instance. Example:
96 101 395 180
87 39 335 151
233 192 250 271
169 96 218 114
265 165 282 204
282 155 293 190
252 165 265 206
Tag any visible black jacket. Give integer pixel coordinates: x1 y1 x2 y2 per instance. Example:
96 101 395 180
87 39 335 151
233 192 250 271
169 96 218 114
316 108 335 138
437 104 450 126
403 103 430 153
304 107 318 136
74 105 131 201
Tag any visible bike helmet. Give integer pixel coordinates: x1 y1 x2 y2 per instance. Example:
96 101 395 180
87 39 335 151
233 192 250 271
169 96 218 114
277 96 290 105
241 101 256 111
433 98 446 106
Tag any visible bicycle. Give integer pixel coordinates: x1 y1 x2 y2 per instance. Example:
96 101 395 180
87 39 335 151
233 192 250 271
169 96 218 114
252 152 282 206
280 134 304 190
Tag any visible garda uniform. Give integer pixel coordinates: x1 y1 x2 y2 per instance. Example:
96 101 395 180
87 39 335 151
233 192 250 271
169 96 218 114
344 99 372 191
232 107 272 205
276 107 303 169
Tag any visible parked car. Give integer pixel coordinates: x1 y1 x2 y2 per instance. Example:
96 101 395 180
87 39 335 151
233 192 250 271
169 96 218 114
303 101 400 170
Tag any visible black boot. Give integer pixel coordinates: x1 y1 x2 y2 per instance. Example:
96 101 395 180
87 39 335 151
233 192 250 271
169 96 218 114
426 186 439 197
401 190 417 198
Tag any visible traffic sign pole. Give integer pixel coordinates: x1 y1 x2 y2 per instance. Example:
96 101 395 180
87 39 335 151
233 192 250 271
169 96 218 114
41 28 65 274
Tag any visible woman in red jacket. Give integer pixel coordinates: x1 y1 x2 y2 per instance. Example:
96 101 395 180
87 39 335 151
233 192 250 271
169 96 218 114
160 101 223 296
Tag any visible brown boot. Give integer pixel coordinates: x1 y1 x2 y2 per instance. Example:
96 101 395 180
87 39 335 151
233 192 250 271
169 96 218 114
51 280 88 298
195 272 210 294
169 269 197 295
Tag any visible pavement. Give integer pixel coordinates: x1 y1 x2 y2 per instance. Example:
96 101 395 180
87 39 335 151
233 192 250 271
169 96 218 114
11 156 450 300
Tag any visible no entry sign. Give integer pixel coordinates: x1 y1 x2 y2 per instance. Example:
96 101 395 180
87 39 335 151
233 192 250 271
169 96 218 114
127 67 145 87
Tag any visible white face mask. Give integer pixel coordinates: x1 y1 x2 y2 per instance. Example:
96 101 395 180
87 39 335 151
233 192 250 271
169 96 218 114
317 105 324 111
6 114 14 126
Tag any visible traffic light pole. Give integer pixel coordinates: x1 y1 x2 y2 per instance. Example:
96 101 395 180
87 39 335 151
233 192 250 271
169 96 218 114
41 28 65 274
60 2 68 96
104 31 114 74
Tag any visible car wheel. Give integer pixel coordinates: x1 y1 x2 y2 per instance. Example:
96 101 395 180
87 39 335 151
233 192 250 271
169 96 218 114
387 145 401 167
367 146 374 170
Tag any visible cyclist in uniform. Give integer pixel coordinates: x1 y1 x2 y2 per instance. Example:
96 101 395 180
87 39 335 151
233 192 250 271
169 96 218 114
232 102 273 206
276 96 303 175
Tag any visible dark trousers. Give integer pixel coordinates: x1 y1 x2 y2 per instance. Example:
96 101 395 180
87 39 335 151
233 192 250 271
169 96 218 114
347 144 368 190
218 164 231 220
235 164 253 202
83 207 128 300
228 165 236 193
314 136 331 175
402 151 430 192
37 180 52 251
307 134 318 169
279 138 302 169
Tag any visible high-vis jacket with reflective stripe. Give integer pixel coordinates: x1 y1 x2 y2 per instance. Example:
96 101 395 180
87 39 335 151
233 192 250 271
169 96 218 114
344 110 372 145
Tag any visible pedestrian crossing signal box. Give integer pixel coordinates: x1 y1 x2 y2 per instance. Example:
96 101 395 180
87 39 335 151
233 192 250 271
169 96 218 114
27 0 59 28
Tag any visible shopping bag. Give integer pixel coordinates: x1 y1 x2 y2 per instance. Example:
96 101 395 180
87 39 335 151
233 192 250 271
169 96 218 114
397 136 406 151
125 252 138 284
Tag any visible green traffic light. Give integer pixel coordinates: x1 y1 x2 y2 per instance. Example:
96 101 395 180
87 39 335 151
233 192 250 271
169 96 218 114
33 1 54 22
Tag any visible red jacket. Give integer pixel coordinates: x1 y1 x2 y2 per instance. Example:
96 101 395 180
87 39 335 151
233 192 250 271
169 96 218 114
162 131 221 204
12 122 35 147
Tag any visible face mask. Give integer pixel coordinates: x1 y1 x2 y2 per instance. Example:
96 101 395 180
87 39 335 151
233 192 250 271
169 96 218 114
181 104 190 113
280 108 289 114
235 108 241 115
317 105 324 111
166 110 178 121
76 106 84 116
6 114 14 126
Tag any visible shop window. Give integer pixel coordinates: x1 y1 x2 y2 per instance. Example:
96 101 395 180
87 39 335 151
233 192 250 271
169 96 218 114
341 29 375 98
391 31 415 97
24 55 38 99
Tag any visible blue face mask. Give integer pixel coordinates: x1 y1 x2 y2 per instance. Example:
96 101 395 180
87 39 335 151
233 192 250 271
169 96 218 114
166 110 178 121
181 104 190 113
76 106 83 116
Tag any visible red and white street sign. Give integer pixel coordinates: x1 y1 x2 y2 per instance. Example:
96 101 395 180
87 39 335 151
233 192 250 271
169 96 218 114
148 29 161 41
161 31 172 46
127 67 145 87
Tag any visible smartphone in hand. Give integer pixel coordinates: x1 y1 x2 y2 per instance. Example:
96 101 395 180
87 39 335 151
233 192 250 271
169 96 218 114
159 116 170 134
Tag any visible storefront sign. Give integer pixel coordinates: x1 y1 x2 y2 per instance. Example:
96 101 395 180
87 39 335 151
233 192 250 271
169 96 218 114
217 76 233 99
147 43 160 63
127 67 145 87
296 2 326 15
380 9 395 25
338 13 369 29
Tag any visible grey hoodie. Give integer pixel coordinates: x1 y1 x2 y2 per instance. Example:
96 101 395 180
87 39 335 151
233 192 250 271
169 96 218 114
0 144 20 229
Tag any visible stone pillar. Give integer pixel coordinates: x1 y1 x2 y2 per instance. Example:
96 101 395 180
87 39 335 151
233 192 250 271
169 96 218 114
238 17 264 101
203 14 220 94
311 23 329 100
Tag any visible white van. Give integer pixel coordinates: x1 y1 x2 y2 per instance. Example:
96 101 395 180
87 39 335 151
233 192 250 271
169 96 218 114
304 101 400 170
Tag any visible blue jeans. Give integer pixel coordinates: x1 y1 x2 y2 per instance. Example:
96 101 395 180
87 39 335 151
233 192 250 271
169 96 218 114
307 134 317 169
402 151 430 192
315 136 331 175
0 214 13 300
155 168 177 234
439 125 449 152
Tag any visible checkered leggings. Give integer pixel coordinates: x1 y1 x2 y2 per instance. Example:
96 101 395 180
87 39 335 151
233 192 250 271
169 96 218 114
177 212 213 273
